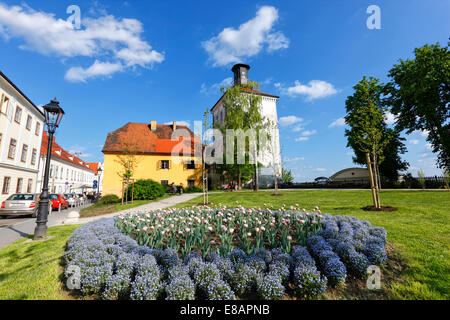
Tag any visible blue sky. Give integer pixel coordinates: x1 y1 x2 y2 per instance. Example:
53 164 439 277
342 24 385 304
0 0 448 181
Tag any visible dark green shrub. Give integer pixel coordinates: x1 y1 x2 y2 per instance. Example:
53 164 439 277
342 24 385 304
99 194 121 204
185 186 202 193
126 180 166 200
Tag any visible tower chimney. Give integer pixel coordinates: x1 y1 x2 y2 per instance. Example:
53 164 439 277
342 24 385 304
232 63 250 86
173 121 177 131
151 120 157 131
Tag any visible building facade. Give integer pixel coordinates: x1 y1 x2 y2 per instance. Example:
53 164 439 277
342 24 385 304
210 64 282 187
36 131 97 195
0 71 45 202
102 121 202 197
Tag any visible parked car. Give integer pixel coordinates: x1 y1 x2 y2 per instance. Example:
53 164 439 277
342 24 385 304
77 194 87 205
49 194 69 211
64 193 80 207
0 194 51 218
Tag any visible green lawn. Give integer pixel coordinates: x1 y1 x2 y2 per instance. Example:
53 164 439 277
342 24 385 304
0 225 80 300
80 194 171 218
175 190 450 300
0 190 448 300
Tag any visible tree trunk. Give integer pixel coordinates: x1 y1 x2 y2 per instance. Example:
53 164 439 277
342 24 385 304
274 173 278 195
238 167 242 190
254 162 259 192
373 152 381 208
366 153 378 208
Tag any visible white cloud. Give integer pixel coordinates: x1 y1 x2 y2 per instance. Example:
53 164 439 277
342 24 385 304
65 61 123 82
0 3 164 82
409 139 419 145
202 6 289 66
384 111 397 125
200 77 233 94
278 115 303 126
295 137 309 142
425 143 433 150
278 80 337 101
346 151 355 156
292 125 304 132
329 117 345 128
419 130 429 138
420 153 431 158
283 157 305 162
313 168 327 172
301 130 317 137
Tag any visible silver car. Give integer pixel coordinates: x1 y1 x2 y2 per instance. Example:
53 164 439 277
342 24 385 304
0 194 51 218
64 193 80 207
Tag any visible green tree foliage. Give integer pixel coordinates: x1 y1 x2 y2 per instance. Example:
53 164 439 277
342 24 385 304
281 168 294 184
345 76 391 208
384 43 450 170
126 179 166 200
216 81 271 190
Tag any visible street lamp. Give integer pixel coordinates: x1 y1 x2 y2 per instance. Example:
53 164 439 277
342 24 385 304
97 167 102 202
34 98 65 240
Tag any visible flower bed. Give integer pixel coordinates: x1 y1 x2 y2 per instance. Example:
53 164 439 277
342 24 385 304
63 206 387 300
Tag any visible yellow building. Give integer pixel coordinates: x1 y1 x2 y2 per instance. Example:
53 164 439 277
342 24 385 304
102 121 202 197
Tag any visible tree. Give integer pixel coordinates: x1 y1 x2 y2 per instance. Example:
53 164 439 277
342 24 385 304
349 127 409 182
115 142 142 204
281 168 294 184
345 76 391 208
217 81 271 191
417 169 426 189
384 43 450 170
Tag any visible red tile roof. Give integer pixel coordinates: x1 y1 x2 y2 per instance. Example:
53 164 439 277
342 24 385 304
41 131 96 173
102 123 201 156
86 162 100 175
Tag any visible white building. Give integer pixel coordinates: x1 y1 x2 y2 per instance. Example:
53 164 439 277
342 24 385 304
210 64 282 186
36 131 98 195
0 71 45 202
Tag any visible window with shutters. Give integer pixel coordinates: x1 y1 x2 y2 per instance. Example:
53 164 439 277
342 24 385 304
27 179 33 193
31 148 37 165
26 115 32 130
8 138 17 159
188 180 195 188
0 95 9 115
14 106 22 124
2 177 11 194
35 122 41 136
161 180 169 186
186 160 196 169
21 144 28 162
16 178 23 193
161 160 169 169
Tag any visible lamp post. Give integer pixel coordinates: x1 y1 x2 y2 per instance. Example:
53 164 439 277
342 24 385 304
34 98 65 240
96 167 102 202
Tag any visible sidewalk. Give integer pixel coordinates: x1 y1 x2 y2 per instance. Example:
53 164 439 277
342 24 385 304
0 193 202 249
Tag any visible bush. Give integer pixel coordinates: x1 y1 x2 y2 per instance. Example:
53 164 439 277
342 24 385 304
293 264 327 299
99 194 121 205
126 180 166 200
257 273 285 300
185 186 203 193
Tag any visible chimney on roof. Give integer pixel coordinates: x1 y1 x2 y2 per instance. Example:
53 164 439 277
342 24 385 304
151 120 157 132
173 121 177 131
232 63 250 86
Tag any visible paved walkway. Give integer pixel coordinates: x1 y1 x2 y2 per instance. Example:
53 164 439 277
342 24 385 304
0 193 201 249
